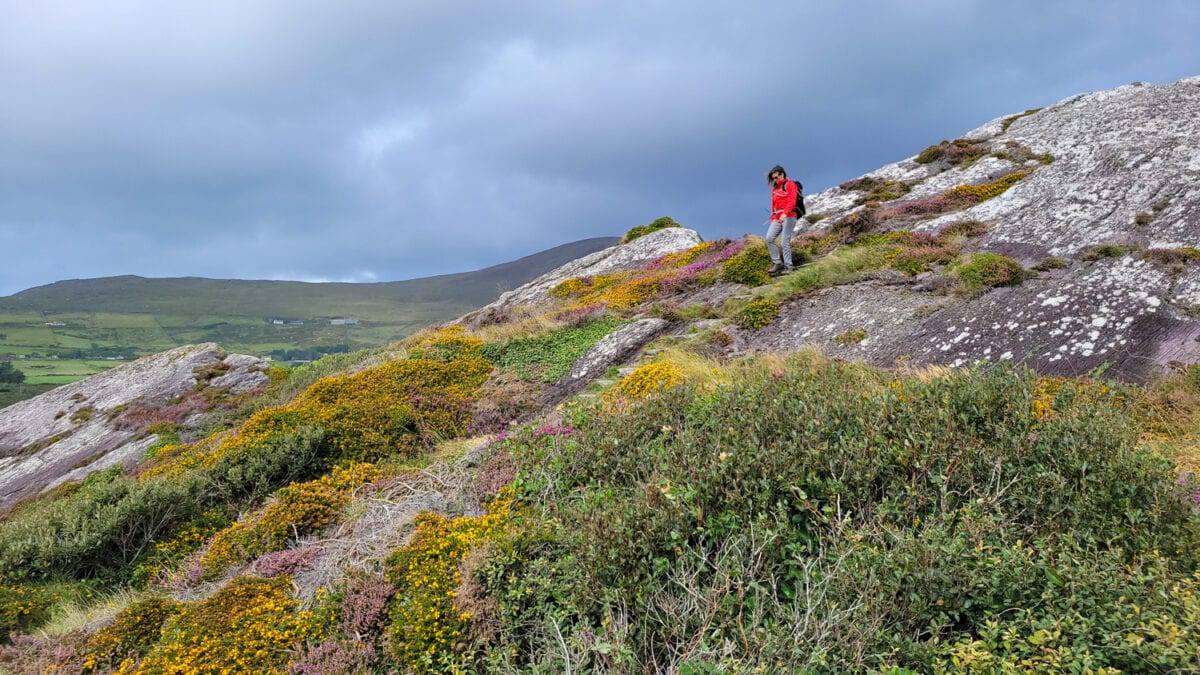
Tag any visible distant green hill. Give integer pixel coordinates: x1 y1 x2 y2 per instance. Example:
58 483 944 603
0 236 617 375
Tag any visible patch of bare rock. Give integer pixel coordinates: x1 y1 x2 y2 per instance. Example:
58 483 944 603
0 344 269 511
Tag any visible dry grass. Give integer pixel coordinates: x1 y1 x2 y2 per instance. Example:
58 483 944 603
466 306 570 344
34 586 146 638
290 443 486 605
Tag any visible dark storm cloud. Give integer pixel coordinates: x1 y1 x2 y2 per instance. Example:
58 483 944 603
1 0 1197 296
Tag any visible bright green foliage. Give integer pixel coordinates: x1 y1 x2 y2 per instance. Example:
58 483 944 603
952 253 1027 293
621 216 680 244
480 317 624 382
721 241 772 287
479 363 1200 671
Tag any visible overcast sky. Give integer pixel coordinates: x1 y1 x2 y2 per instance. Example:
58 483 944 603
2 1 1198 297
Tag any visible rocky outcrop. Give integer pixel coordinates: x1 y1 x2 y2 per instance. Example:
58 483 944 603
744 75 1200 380
0 344 269 510
458 227 703 329
544 318 671 404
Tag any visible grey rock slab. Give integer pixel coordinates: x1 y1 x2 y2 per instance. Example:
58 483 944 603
0 343 269 510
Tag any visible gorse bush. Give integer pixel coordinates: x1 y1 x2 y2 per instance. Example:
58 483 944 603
0 329 491 588
734 296 780 329
81 596 180 671
720 238 772 286
550 239 743 312
384 498 511 672
199 463 381 580
0 582 55 643
138 575 317 674
476 360 1200 671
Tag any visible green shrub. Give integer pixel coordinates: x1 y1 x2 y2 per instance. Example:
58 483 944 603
915 144 945 164
1081 243 1140 261
952 253 1027 293
835 328 866 345
0 582 56 642
1135 212 1153 226
721 241 772 287
734 297 780 329
938 221 988 239
621 217 680 244
1032 256 1068 271
831 208 878 239
840 177 912 205
82 596 180 670
482 363 1199 671
1142 247 1200 267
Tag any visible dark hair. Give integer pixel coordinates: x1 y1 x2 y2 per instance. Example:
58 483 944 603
767 165 787 184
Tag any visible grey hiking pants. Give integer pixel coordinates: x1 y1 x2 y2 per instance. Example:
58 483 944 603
766 216 796 267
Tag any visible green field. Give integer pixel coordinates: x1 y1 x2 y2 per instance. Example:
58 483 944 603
9 358 124 384
0 237 620 406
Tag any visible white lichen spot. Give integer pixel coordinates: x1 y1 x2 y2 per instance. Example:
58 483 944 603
1042 296 1068 307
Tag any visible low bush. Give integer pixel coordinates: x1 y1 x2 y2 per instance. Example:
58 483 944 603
476 361 1200 671
734 297 781 329
621 216 680 244
384 498 511 671
835 328 866 345
839 177 912 205
0 582 56 643
139 575 318 673
1082 243 1141 261
914 144 945 164
604 361 686 405
1142 247 1200 267
81 596 180 671
1032 256 1069 271
952 253 1027 294
199 463 381 580
721 239 772 287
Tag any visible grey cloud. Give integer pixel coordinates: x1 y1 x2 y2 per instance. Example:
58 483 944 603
1 1 1198 296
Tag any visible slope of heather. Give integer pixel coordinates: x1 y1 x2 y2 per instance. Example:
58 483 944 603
0 82 1197 674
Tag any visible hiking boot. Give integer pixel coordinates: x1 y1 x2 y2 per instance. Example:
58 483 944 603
768 263 784 276
783 265 796 274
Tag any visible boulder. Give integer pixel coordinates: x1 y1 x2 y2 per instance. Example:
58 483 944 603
0 344 269 510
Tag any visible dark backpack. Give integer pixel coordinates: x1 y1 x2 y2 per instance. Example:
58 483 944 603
791 179 806 217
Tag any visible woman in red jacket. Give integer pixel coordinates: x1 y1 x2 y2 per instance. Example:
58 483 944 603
766 165 798 275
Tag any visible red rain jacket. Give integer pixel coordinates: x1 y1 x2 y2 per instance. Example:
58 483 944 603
771 178 798 221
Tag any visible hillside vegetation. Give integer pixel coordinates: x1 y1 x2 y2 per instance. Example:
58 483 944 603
0 237 617 395
0 223 1197 674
